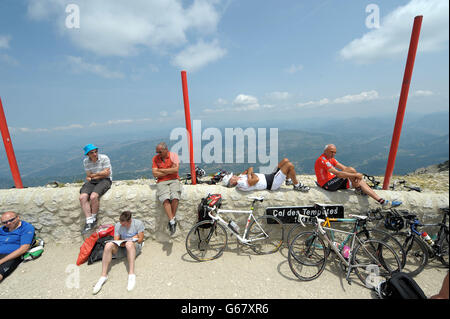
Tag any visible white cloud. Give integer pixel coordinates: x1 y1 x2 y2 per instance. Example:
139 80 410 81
296 90 379 108
296 98 330 108
267 91 291 100
27 0 225 67
285 64 304 74
413 89 434 96
0 35 11 49
66 56 124 79
340 0 449 63
332 90 379 104
171 39 226 72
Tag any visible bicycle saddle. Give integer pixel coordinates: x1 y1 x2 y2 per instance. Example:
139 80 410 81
248 196 264 201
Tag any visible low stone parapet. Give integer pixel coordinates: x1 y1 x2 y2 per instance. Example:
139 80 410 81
0 176 448 244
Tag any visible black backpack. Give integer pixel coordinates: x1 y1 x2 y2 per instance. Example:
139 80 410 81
88 235 114 265
197 194 222 228
377 272 427 299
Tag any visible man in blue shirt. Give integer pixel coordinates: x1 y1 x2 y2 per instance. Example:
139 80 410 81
0 211 35 282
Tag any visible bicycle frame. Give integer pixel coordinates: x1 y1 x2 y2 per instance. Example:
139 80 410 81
298 214 387 284
207 197 269 246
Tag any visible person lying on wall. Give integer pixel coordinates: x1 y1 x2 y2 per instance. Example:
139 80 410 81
0 211 35 282
222 158 310 192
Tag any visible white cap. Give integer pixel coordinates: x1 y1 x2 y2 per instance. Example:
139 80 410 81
222 173 233 187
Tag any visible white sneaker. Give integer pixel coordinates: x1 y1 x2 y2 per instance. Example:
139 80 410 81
127 274 136 291
93 276 107 295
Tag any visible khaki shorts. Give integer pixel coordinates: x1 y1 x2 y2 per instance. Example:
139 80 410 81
113 242 143 259
156 179 182 203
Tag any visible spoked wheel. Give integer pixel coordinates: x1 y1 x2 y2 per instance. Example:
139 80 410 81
391 232 428 277
436 231 449 267
352 239 402 288
288 231 327 281
246 215 284 254
185 220 227 261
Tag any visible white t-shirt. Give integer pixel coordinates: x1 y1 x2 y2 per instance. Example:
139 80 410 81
236 173 267 191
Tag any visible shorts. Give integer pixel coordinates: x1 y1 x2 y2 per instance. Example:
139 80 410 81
113 242 143 259
80 178 112 197
322 177 352 191
265 169 287 190
0 254 22 280
156 179 182 203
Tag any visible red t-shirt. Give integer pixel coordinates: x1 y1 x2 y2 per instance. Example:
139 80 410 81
315 154 339 187
152 152 180 183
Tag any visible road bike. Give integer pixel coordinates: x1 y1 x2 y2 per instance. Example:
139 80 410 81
288 213 402 288
373 207 449 277
185 196 284 261
286 204 406 267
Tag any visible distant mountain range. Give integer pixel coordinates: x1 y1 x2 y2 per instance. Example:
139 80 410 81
0 112 448 189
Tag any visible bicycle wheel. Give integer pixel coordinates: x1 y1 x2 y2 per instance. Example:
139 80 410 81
246 215 284 254
288 231 327 281
185 220 228 261
286 224 304 247
436 230 449 267
391 232 428 277
352 239 401 288
357 228 406 269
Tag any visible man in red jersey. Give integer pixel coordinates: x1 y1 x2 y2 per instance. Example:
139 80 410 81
315 144 401 207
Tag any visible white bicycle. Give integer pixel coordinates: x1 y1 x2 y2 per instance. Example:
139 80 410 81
185 196 284 261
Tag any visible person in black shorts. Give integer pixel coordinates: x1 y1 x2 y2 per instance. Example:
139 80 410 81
315 144 402 208
79 144 113 234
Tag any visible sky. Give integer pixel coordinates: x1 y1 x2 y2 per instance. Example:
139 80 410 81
0 0 448 150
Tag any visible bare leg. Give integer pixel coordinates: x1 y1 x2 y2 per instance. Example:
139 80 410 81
101 242 118 277
125 242 137 275
89 192 100 215
79 193 92 218
279 159 299 185
171 199 179 219
163 200 174 220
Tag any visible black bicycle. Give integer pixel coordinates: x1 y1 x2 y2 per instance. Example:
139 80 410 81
374 207 449 277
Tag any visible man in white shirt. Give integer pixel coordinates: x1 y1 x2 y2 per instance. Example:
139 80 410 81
79 144 112 234
223 158 309 192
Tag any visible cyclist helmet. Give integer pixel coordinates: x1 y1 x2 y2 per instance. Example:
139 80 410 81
384 211 404 231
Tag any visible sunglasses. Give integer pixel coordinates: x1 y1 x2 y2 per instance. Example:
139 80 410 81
1 216 17 225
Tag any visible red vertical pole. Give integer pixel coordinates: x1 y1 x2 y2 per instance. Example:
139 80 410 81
0 97 24 188
383 16 423 190
181 71 196 185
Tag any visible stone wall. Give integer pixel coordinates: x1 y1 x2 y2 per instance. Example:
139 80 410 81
0 176 448 244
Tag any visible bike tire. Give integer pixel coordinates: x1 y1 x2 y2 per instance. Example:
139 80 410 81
185 220 228 261
357 228 407 269
352 239 402 288
246 215 284 254
288 231 327 281
286 223 304 247
391 232 428 277
436 229 449 267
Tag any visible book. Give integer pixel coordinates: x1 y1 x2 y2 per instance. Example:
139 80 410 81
106 238 138 246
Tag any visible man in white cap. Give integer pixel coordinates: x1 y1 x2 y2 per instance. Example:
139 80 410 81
79 144 112 234
223 158 309 192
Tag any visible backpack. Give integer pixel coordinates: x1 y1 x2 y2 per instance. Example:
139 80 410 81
377 272 427 299
197 194 222 228
23 235 45 261
88 235 114 265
